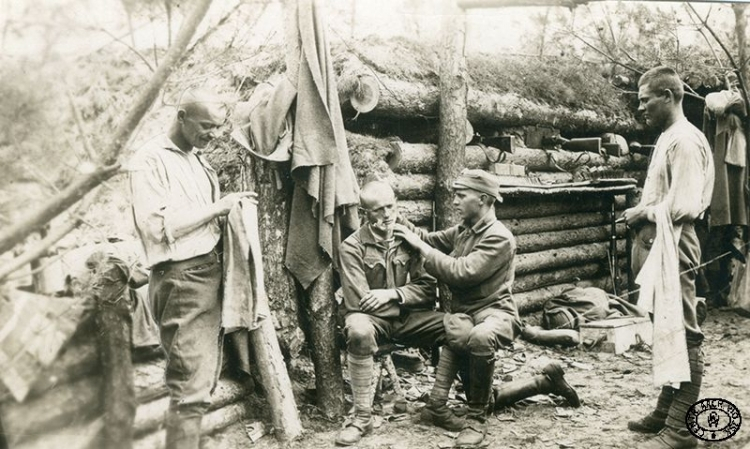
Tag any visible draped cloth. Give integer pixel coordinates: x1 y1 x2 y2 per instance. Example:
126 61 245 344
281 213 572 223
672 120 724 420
283 0 360 289
222 199 268 332
635 204 691 387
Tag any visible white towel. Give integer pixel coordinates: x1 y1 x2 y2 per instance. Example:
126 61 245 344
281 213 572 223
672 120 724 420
635 204 691 387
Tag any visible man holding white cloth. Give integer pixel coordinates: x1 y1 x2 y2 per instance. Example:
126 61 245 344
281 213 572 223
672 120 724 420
622 66 715 449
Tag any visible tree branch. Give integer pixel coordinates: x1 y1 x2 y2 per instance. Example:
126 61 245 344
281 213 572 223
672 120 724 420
98 26 155 72
67 89 98 161
0 0 214 256
0 217 79 281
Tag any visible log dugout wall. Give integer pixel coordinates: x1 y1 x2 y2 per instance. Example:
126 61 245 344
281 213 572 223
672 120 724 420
0 316 263 449
377 139 644 315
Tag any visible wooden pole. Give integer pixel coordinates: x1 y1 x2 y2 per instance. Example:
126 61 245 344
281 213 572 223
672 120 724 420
239 152 304 436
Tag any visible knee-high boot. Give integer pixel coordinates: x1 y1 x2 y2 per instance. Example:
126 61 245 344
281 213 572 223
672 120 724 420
455 354 495 448
493 362 580 410
421 346 466 431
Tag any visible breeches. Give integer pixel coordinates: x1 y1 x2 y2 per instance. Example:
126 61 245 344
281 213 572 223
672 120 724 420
149 250 223 412
632 223 704 345
464 307 518 357
344 310 446 356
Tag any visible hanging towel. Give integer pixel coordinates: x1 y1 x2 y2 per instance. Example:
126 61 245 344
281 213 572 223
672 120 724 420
222 199 269 333
635 203 691 387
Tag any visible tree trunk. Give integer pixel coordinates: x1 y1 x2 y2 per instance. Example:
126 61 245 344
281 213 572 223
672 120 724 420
436 0 467 233
303 266 345 418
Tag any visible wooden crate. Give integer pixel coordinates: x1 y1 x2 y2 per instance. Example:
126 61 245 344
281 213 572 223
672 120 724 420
580 317 652 354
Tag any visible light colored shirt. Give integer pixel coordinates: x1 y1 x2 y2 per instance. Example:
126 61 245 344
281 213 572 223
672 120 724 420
640 118 715 223
129 134 221 267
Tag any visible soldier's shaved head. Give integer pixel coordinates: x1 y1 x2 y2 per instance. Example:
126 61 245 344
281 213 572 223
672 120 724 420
360 180 395 210
170 88 226 151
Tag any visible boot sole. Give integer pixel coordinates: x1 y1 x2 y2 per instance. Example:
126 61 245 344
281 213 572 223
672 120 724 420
543 363 581 408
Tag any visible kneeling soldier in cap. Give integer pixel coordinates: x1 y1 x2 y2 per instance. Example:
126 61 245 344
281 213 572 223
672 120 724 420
395 169 579 447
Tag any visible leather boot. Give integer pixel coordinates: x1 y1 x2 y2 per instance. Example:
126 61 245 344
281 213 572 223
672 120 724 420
421 347 465 431
493 362 580 410
165 409 203 449
335 354 374 446
455 355 495 448
628 387 674 434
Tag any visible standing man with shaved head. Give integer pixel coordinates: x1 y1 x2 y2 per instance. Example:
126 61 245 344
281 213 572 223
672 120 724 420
130 89 256 449
335 180 446 446
623 66 714 449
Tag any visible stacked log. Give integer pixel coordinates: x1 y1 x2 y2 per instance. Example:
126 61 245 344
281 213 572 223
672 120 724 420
1 329 260 449
342 131 642 314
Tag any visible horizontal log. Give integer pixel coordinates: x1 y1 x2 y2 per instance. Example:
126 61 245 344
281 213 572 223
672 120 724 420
388 141 647 174
503 147 648 172
515 276 612 315
398 200 433 226
134 378 252 436
1 358 171 445
400 195 626 225
15 417 104 449
515 224 626 254
387 173 435 200
386 171 644 202
388 142 489 173
516 240 626 275
134 400 254 449
1 375 101 446
506 212 609 236
497 195 626 219
16 397 256 449
339 73 636 134
514 263 603 293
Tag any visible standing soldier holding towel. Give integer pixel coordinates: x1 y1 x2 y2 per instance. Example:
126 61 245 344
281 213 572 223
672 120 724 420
622 66 715 449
